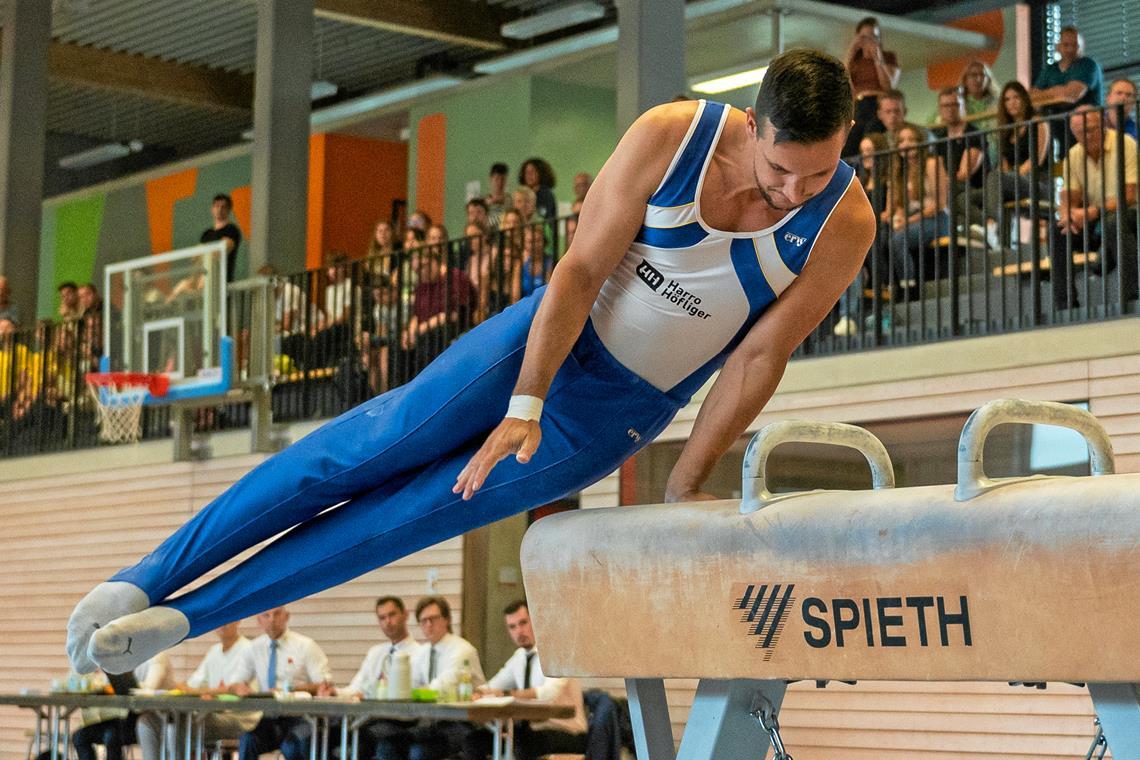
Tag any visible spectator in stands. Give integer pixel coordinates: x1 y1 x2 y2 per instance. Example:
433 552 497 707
1105 77 1138 138
565 213 580 249
229 606 334 760
70 653 175 760
200 193 243 283
934 87 988 235
1032 26 1104 110
872 90 921 149
465 600 587 760
58 282 81 321
403 226 425 253
519 158 558 220
77 282 103 367
485 162 511 228
407 209 432 232
513 186 538 226
77 283 100 319
467 198 490 233
572 171 592 207
0 276 18 331
958 59 999 128
407 597 486 760
324 253 353 327
136 622 256 760
1052 106 1138 309
402 236 476 372
368 220 398 267
341 596 422 760
466 222 503 322
520 224 552 298
887 124 950 291
834 132 892 337
843 17 900 157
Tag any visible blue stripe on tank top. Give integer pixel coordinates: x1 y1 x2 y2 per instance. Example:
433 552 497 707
774 162 854 273
666 238 777 400
648 101 727 208
634 222 709 249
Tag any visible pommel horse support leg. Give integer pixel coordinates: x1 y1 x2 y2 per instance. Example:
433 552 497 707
522 399 1140 759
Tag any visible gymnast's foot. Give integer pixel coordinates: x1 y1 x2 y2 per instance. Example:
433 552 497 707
67 582 150 673
88 606 190 674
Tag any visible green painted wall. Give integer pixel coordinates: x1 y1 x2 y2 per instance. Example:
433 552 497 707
530 77 617 205
38 195 106 319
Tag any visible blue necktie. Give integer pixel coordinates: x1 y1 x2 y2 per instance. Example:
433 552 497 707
267 640 278 689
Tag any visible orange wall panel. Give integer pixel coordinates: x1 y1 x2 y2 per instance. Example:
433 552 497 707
145 168 198 254
927 11 1004 91
415 113 447 225
306 134 327 271
321 134 408 261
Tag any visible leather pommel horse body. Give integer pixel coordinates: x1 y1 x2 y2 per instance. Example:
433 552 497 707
520 399 1140 759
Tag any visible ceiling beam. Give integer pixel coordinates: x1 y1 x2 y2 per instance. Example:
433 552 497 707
48 41 254 111
314 0 514 50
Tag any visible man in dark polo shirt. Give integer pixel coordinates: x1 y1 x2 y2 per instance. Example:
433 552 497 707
1031 25 1104 109
200 193 243 282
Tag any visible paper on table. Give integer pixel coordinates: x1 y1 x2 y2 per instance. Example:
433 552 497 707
469 696 515 706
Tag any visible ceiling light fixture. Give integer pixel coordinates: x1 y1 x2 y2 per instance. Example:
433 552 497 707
59 140 144 170
690 64 769 94
501 1 606 40
310 80 339 101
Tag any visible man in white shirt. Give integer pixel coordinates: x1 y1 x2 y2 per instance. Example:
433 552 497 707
465 600 587 760
136 621 257 760
407 596 486 760
228 607 333 760
341 596 421 760
1053 105 1139 308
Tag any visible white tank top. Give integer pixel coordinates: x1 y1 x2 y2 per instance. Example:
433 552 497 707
589 99 855 397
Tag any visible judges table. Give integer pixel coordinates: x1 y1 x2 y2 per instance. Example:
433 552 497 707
1 692 572 760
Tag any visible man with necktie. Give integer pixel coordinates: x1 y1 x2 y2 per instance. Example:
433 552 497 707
466 600 587 760
227 607 333 760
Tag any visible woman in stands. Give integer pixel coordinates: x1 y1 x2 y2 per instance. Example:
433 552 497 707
519 158 558 220
886 124 950 295
959 60 999 127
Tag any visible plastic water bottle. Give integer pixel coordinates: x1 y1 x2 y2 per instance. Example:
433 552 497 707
457 660 474 702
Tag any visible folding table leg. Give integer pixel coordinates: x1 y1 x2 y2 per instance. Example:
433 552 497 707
676 679 787 760
1089 683 1140 758
626 678 676 760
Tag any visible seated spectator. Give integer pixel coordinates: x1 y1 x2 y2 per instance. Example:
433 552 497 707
465 223 502 322
200 193 243 282
402 241 476 373
843 16 901 157
886 124 950 292
513 185 538 226
933 87 988 232
0 276 17 332
466 198 490 234
136 622 256 760
402 226 425 253
77 282 103 368
465 600 587 760
959 59 999 127
1106 77 1138 139
229 607 334 760
407 209 432 232
521 225 553 298
69 653 175 760
485 162 512 228
572 172 593 207
565 212 580 249
407 597 486 760
1052 106 1138 309
519 158 558 220
835 133 891 336
871 89 926 150
1031 26 1104 110
368 219 398 273
58 282 81 322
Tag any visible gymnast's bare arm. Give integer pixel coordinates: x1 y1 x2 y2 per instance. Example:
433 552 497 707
664 179 877 502
453 102 698 500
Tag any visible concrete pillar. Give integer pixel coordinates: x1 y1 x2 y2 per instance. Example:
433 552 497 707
615 0 686 133
0 0 50 322
250 0 313 275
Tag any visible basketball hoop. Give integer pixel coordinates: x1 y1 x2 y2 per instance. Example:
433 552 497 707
85 372 169 444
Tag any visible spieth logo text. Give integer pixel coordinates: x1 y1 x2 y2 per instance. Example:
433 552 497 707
733 582 973 656
636 259 712 320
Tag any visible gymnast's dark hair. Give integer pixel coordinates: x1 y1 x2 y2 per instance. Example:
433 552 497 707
754 49 853 145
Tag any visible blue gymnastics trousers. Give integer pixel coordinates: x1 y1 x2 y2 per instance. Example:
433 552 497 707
110 287 686 637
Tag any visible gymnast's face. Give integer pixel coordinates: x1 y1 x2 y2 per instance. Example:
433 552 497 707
748 114 843 212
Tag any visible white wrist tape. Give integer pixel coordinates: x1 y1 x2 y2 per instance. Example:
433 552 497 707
505 395 544 422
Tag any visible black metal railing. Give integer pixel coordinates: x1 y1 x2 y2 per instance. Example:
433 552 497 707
3 102 1137 459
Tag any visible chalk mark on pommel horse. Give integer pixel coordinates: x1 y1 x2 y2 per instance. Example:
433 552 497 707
521 399 1140 759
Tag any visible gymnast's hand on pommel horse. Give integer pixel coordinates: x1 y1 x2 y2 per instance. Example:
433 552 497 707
65 49 874 681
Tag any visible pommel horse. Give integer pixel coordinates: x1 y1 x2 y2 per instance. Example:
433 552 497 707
521 399 1138 759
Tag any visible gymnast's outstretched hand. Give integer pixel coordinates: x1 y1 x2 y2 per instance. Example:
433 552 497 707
454 418 542 500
